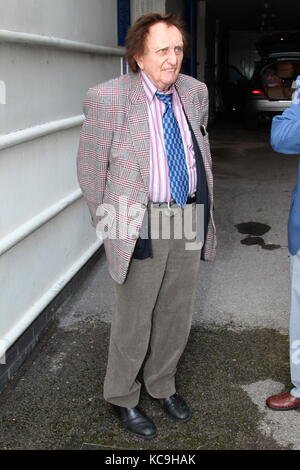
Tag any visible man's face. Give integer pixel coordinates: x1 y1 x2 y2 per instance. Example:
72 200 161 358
135 22 184 91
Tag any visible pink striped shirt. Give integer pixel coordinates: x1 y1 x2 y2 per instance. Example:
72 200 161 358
141 71 197 202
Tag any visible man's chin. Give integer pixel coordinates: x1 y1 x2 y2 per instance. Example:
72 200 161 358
161 75 179 89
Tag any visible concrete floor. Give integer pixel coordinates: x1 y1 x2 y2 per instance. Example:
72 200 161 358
197 115 295 332
0 114 299 450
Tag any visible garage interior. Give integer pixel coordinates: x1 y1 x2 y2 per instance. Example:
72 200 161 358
202 0 300 123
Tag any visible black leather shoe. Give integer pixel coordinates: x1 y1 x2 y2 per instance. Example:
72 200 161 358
113 405 157 439
160 393 192 421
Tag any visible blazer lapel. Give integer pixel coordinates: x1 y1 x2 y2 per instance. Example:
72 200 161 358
175 76 207 160
127 73 208 193
128 74 150 192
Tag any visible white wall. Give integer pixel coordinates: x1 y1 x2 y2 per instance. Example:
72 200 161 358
0 44 120 134
0 0 123 357
1 0 117 46
131 0 165 22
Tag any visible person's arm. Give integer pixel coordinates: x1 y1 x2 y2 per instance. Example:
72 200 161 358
77 87 111 228
271 76 300 155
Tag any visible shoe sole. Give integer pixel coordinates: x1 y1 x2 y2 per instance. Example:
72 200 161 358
266 404 300 411
166 413 192 422
127 428 158 440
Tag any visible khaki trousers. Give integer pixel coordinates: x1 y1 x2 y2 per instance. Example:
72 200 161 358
103 204 201 408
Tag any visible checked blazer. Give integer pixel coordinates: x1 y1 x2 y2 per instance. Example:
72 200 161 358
77 72 216 284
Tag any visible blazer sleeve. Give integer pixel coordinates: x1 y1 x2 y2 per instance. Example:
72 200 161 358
77 88 112 228
196 83 212 168
199 83 209 129
271 76 300 155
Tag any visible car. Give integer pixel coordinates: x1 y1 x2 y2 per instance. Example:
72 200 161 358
243 32 300 128
244 52 300 128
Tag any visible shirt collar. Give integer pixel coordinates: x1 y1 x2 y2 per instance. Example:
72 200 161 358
140 71 175 104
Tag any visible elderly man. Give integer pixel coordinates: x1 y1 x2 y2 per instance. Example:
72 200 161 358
266 78 300 411
77 13 216 439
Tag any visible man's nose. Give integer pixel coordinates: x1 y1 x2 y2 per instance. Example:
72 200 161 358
167 49 177 65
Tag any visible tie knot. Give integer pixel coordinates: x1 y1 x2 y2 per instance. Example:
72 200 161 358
155 91 173 106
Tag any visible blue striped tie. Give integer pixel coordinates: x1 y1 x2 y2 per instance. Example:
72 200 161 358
155 92 189 207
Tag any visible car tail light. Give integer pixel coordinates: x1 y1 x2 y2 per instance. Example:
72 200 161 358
251 89 265 96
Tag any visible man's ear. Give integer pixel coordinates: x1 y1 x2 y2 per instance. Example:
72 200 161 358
134 55 144 71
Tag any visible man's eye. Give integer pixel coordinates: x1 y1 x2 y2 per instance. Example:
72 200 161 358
156 47 183 55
